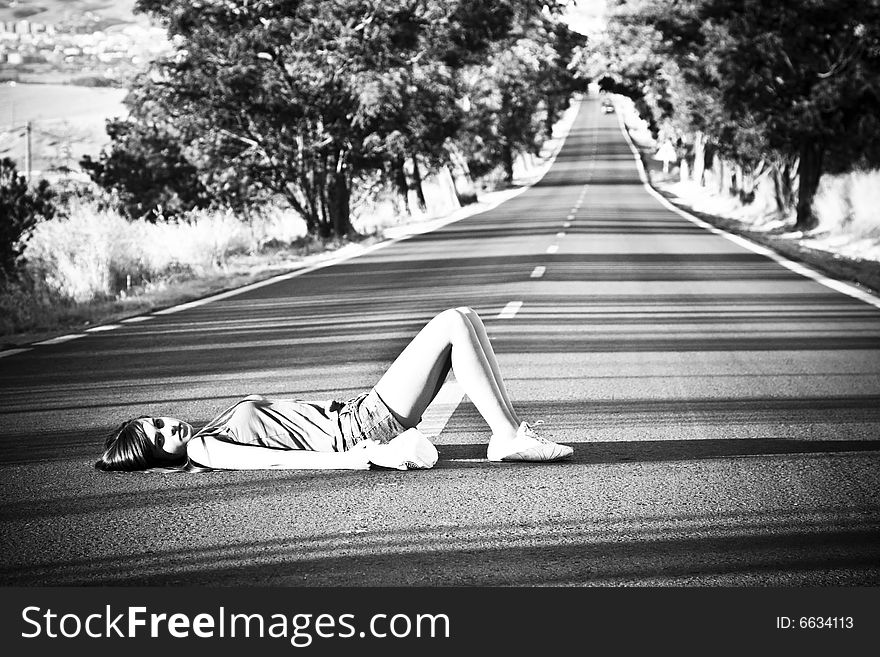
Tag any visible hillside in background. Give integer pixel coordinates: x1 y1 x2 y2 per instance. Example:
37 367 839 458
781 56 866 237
0 0 141 28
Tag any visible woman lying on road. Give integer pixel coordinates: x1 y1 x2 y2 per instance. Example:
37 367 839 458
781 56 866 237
95 307 574 472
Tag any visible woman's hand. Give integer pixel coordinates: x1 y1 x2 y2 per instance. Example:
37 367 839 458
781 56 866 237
359 429 438 470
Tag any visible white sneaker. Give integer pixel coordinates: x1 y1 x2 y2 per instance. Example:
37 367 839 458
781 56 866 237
364 428 438 470
487 422 573 462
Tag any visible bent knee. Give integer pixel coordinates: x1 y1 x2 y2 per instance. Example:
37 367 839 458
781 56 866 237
433 307 472 333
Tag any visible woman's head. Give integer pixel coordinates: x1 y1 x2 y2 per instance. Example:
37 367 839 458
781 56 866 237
95 416 194 471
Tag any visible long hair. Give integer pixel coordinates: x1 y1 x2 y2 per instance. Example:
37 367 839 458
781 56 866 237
95 417 207 473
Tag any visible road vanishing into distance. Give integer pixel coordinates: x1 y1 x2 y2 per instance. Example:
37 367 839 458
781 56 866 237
2 97 880 586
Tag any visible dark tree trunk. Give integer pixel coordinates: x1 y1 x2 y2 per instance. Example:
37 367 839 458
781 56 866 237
327 151 351 238
316 155 331 237
296 166 320 236
501 141 514 184
544 97 556 139
393 156 411 216
410 154 427 212
327 171 350 237
795 141 824 231
692 131 706 186
445 147 477 205
772 159 795 215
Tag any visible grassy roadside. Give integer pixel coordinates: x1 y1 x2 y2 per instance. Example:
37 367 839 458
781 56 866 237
1 234 382 350
630 142 880 300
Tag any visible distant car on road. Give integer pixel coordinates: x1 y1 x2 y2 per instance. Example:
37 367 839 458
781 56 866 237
601 100 615 114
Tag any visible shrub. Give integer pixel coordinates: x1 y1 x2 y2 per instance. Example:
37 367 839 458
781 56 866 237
848 170 880 239
813 169 880 239
0 158 56 283
81 120 209 221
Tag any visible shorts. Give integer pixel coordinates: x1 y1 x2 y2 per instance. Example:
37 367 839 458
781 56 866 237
338 388 408 451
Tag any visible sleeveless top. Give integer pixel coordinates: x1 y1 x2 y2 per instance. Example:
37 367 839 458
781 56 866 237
193 394 347 453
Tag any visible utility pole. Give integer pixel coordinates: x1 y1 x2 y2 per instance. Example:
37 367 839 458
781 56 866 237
25 120 31 183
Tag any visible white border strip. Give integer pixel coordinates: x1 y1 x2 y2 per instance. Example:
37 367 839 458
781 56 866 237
152 245 389 315
616 111 880 311
33 334 85 346
0 348 30 359
85 324 121 333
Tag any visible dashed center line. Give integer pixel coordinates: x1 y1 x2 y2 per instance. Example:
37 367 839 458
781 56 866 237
563 221 572 228
566 214 575 220
546 244 559 254
497 301 523 319
556 231 566 238
417 379 464 438
530 266 546 279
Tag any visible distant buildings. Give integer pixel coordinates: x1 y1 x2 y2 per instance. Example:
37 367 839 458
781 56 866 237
0 15 168 81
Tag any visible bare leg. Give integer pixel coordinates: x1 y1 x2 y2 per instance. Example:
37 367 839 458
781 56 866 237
458 306 521 426
374 307 521 439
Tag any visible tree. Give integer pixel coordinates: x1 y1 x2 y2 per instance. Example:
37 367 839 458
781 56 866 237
603 0 880 229
89 0 578 237
455 14 585 184
81 117 209 221
0 158 56 282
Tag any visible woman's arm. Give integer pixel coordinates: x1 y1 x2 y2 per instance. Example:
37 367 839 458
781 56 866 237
186 436 371 470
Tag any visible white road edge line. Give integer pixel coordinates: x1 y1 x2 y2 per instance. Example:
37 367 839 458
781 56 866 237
34 334 85 346
85 324 121 333
0 348 31 359
530 266 546 279
616 110 880 311
546 244 559 254
416 379 465 438
497 301 523 319
121 316 152 323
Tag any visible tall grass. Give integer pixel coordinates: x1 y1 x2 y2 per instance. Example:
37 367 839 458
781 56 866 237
26 200 310 302
1 200 309 336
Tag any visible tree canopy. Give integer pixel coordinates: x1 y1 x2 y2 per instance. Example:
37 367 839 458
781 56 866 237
85 0 587 236
586 0 880 229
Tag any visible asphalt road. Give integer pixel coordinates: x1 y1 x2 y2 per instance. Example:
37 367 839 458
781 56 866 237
1 98 879 586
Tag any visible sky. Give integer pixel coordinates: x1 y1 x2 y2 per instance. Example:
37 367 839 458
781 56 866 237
563 0 609 36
